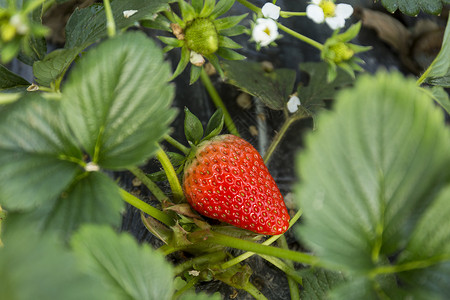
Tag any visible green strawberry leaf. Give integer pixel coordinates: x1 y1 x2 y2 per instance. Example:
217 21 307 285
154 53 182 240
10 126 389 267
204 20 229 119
17 4 47 65
380 0 449 16
33 47 83 87
62 32 175 169
295 71 450 275
298 62 353 120
0 64 30 90
204 108 224 140
184 107 204 145
30 172 124 237
71 225 174 300
0 224 110 300
222 60 296 110
0 94 82 210
423 15 450 87
65 0 173 49
397 186 450 297
299 268 346 300
430 86 450 115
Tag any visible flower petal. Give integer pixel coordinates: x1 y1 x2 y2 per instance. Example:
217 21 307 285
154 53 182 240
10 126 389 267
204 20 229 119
262 2 281 20
306 4 324 23
311 0 321 5
252 18 279 47
335 4 353 19
123 10 138 18
325 16 345 29
287 96 301 113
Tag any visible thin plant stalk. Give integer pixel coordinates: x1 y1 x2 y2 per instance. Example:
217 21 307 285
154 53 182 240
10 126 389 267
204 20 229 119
277 22 323 50
242 282 268 300
156 146 184 202
119 188 174 227
221 209 302 269
208 231 318 266
128 166 169 203
280 11 307 18
263 113 307 164
172 276 200 300
200 68 240 136
164 134 190 155
103 0 116 37
174 251 228 275
236 0 261 13
259 254 303 286
278 236 301 299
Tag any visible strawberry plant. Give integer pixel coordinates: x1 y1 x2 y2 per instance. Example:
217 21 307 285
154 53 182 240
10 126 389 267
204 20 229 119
1 0 450 299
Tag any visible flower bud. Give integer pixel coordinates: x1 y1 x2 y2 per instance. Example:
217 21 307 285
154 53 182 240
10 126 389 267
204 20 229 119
329 42 354 63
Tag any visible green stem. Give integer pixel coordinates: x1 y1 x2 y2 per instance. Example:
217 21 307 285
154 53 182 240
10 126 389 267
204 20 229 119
158 244 183 256
278 236 301 299
128 166 169 203
263 115 299 164
22 0 46 14
200 68 240 137
280 11 307 18
174 251 228 275
259 254 302 286
164 134 190 155
0 205 4 247
156 146 184 202
172 276 200 300
208 231 318 266
103 0 116 37
221 209 302 269
416 64 432 86
277 22 323 50
119 188 174 227
235 0 261 13
243 282 268 300
369 254 450 278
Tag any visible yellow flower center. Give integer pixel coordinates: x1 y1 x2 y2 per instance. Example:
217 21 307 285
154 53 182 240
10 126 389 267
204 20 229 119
319 0 336 18
263 26 271 36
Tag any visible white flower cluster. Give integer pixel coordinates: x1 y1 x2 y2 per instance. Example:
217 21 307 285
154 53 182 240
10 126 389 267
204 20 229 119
252 3 280 47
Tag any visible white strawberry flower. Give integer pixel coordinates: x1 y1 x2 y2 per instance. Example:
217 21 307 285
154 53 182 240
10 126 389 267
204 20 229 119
261 2 281 20
287 95 301 113
252 18 279 47
306 0 353 30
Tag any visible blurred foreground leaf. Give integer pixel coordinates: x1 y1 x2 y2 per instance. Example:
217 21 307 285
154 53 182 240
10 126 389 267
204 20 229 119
295 71 450 295
72 225 174 300
0 225 109 300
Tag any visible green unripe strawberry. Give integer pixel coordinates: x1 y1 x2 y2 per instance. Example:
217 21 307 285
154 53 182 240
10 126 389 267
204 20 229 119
184 18 219 56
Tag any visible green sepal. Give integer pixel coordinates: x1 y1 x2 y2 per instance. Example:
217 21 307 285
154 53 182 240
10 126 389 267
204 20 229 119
203 108 224 141
216 47 246 60
191 0 204 13
190 65 202 85
184 107 204 145
214 14 247 31
219 25 247 37
211 0 235 19
158 36 184 48
200 0 216 18
205 54 225 78
178 0 197 22
140 14 172 31
172 11 186 28
171 46 190 80
218 36 242 49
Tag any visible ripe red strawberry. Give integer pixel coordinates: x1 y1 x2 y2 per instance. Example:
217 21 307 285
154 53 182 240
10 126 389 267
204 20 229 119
183 134 290 235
